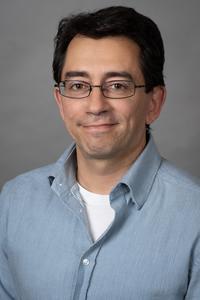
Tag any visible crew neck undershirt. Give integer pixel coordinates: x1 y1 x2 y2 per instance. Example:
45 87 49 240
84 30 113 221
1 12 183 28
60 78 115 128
78 184 115 242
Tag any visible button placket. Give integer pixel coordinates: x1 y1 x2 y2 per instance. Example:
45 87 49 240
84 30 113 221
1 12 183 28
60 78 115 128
82 258 90 266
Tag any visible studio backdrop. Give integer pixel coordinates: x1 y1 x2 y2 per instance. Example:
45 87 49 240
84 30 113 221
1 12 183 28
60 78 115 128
0 0 200 188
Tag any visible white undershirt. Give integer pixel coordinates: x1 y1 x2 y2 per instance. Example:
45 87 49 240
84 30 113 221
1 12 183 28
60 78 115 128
78 184 115 242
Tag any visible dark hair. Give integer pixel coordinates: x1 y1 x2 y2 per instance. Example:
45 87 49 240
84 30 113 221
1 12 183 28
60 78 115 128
53 6 165 92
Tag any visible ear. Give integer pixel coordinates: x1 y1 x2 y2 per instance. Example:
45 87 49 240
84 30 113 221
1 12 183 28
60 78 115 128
54 87 65 121
145 86 166 125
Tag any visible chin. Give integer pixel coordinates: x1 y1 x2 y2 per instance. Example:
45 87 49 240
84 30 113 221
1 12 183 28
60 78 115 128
80 144 119 160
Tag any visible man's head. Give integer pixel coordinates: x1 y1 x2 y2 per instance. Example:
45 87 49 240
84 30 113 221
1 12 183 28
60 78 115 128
53 6 166 163
53 6 165 92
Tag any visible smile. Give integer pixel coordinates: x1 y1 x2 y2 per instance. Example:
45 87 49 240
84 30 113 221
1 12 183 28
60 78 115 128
82 123 117 133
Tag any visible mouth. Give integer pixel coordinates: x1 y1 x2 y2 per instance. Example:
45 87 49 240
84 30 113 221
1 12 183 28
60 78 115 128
82 123 118 133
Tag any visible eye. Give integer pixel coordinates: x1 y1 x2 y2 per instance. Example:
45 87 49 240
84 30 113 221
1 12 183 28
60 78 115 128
68 82 88 91
109 81 130 90
113 83 123 89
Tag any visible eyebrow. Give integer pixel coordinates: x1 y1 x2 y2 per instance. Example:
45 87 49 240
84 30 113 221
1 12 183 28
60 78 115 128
64 71 90 79
63 71 134 81
103 71 133 81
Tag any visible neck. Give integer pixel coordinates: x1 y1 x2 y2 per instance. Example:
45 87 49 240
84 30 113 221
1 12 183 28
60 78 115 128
76 139 146 194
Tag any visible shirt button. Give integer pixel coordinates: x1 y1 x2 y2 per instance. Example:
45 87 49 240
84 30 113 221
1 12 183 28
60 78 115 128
82 258 90 266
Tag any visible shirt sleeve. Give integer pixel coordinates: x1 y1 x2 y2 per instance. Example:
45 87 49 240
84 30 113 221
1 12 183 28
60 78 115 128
0 183 17 300
184 238 200 299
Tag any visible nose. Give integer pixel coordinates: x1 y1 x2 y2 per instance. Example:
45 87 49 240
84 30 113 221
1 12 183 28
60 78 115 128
86 85 110 115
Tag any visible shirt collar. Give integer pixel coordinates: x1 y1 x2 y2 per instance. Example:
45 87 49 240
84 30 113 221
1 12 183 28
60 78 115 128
118 134 162 209
49 134 162 208
49 143 77 196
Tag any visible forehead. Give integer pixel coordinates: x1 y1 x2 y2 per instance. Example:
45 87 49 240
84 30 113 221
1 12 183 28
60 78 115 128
61 35 143 80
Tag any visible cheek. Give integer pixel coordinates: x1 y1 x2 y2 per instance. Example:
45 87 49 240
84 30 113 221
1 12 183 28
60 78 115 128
62 104 79 123
133 98 150 123
60 105 77 135
61 104 85 138
116 101 145 126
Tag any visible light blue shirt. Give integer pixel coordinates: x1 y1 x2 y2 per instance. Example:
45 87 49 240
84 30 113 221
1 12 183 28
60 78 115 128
1 135 200 300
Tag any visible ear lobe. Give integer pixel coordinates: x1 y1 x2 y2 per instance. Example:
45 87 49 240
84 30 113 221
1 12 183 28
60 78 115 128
145 86 166 125
54 88 65 120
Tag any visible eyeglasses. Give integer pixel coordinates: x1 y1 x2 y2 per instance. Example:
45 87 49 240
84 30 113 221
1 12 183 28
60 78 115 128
55 80 146 99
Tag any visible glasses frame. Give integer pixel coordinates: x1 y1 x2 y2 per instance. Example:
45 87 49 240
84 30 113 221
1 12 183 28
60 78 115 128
54 80 146 99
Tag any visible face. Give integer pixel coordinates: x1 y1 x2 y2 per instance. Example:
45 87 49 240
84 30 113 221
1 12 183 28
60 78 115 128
54 35 165 161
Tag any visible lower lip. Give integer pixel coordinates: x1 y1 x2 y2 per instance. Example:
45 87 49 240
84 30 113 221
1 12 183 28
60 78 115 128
83 124 117 133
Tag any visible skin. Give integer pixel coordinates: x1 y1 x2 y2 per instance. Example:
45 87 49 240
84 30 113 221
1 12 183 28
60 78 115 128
54 35 166 194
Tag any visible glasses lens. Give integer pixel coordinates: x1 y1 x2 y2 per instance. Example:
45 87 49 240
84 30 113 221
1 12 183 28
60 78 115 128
59 81 90 98
103 80 135 98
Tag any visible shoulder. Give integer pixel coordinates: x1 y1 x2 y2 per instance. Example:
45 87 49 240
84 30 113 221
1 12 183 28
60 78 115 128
158 159 200 192
1 163 55 196
0 164 56 215
150 160 200 236
0 144 75 213
0 145 75 196
156 159 200 212
0 163 59 229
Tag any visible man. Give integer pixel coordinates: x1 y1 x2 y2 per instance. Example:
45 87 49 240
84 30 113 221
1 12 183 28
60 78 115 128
0 6 200 300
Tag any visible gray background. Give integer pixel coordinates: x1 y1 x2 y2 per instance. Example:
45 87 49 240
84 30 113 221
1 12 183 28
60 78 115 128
1 0 200 189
